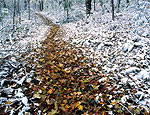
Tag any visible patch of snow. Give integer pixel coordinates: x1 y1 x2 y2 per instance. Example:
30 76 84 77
135 70 150 80
21 96 28 106
121 77 128 84
124 67 140 74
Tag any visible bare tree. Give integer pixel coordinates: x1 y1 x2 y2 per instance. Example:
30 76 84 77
24 0 27 10
2 0 7 8
94 0 96 11
85 0 92 16
0 2 2 18
17 0 21 23
62 0 71 22
39 0 44 11
12 0 16 37
126 0 129 3
117 0 121 12
27 0 30 20
111 0 114 21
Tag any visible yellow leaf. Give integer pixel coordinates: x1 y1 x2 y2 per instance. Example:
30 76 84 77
77 92 82 95
63 100 67 104
110 101 117 105
6 101 11 104
37 64 42 68
48 87 53 94
93 85 98 89
40 58 44 62
82 62 86 66
46 77 49 80
102 111 105 115
65 104 70 109
100 102 104 104
58 63 63 67
75 102 81 108
78 105 83 111
43 108 49 112
33 94 40 98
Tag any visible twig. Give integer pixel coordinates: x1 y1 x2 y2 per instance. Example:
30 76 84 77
118 102 133 115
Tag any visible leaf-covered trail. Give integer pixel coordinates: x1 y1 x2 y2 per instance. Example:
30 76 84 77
31 14 111 114
28 14 137 115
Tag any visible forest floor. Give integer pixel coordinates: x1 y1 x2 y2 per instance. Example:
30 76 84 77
1 1 150 115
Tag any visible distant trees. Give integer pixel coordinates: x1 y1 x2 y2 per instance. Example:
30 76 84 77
62 0 72 22
2 0 7 8
0 0 134 26
24 0 27 10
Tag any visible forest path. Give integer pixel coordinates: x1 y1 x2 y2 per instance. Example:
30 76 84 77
33 13 150 114
31 13 116 114
35 13 60 39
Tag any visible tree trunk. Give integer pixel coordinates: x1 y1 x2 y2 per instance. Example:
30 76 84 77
94 0 96 11
28 0 30 20
39 0 44 11
0 3 2 17
12 0 16 37
85 0 92 15
17 0 21 23
117 0 121 12
24 0 27 10
126 0 129 3
111 0 114 21
2 0 7 8
66 8 69 22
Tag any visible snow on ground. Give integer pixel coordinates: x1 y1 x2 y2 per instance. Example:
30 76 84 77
0 15 50 114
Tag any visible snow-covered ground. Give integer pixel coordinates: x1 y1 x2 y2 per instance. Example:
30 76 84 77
0 14 50 114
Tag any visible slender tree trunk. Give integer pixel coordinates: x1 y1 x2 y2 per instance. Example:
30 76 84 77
94 0 96 11
34 0 37 22
126 0 129 3
24 0 27 10
66 8 69 22
117 0 121 12
2 0 7 8
17 0 21 23
111 0 114 21
0 3 2 17
28 0 30 20
85 0 92 16
39 0 44 11
12 0 16 37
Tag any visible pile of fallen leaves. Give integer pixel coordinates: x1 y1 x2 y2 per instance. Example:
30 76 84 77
26 26 134 115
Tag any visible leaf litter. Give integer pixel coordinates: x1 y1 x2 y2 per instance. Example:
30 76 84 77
25 19 149 114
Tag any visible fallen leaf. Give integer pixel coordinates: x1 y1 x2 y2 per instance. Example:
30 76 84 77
5 101 11 104
48 87 54 94
78 105 83 111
